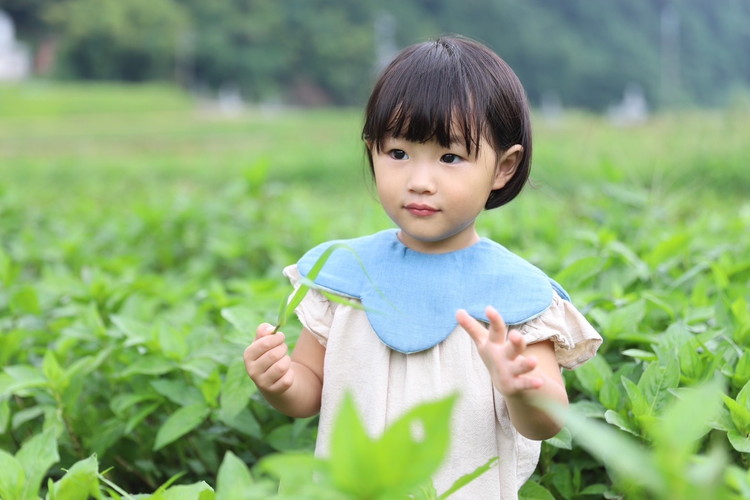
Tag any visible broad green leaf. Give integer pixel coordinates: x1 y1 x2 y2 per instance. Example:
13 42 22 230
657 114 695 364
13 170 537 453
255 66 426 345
219 360 254 420
545 402 664 495
638 357 680 415
328 394 379 496
3 364 47 395
372 395 456 496
0 449 25 500
48 455 101 500
111 315 153 347
217 407 262 439
257 452 325 496
16 426 60 499
622 376 649 419
215 451 258 500
154 481 213 500
43 351 69 395
545 426 573 450
150 379 203 407
722 396 750 435
572 354 612 396
727 430 750 453
650 380 724 458
9 285 41 315
220 306 258 337
198 369 222 408
603 410 639 436
119 356 175 378
329 393 456 499
153 403 210 451
265 417 316 452
548 463 574 499
518 479 556 500
124 402 161 434
110 392 159 417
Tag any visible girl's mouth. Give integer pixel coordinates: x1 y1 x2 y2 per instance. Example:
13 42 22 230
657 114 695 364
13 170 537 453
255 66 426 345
405 203 439 216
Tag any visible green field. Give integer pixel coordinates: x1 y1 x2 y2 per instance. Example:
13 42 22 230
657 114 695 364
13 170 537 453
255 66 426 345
1 83 749 499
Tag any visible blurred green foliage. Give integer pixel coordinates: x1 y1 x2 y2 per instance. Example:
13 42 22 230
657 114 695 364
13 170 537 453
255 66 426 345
2 0 750 108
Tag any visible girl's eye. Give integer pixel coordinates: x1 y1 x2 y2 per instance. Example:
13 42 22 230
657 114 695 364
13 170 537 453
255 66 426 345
389 149 409 160
441 154 463 165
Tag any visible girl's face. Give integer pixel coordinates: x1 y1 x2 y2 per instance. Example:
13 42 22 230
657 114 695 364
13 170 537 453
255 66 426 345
371 134 521 253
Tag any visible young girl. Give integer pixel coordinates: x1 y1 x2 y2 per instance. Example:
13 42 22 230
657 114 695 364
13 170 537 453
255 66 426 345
244 35 602 499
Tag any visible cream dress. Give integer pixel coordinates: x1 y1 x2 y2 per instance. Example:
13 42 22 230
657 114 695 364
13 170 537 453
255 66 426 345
285 264 602 500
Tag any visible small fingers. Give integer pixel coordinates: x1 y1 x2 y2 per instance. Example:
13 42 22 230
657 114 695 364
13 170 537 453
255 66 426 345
504 330 528 360
485 306 508 345
456 309 488 346
256 322 277 339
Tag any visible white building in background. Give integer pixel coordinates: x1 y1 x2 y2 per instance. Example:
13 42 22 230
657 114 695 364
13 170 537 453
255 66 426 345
0 10 31 81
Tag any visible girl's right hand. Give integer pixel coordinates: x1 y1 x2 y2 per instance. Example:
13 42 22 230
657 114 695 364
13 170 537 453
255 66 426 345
243 323 294 395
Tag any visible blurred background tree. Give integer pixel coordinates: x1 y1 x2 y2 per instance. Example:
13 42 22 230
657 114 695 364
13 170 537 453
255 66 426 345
1 0 748 110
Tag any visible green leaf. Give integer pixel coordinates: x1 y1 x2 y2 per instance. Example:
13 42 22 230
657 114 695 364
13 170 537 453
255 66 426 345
650 380 725 460
572 353 613 397
266 417 316 452
622 376 649 419
329 393 456 499
638 357 680 415
111 314 153 347
518 479 556 500
16 426 60 499
328 394 382 496
198 369 223 408
150 379 203 407
437 456 498 499
256 452 325 496
219 360 255 420
722 396 750 435
0 449 25 500
220 306 258 337
545 426 573 450
603 410 638 436
43 351 69 395
727 430 750 453
119 356 175 378
3 364 47 395
153 403 210 451
9 285 41 315
216 408 262 439
48 455 101 500
215 452 258 500
156 481 214 500
544 402 664 495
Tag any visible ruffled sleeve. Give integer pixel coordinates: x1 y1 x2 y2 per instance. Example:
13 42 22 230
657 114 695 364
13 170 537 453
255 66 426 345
282 264 336 347
510 292 602 369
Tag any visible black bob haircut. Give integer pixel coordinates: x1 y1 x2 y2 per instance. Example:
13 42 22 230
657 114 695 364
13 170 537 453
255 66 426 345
362 35 532 210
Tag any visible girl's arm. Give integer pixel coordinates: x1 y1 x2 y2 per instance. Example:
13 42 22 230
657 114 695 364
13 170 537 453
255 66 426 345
243 324 325 418
456 307 568 440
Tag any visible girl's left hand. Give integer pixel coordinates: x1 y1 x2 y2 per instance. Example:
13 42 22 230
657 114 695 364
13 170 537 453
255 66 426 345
456 306 543 397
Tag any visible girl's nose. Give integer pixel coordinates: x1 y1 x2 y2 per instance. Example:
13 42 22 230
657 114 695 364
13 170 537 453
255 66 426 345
407 162 436 194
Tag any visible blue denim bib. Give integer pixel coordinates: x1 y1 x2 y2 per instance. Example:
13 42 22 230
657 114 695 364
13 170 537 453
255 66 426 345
297 229 569 354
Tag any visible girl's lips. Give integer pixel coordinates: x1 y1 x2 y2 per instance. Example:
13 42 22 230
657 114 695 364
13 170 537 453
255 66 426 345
405 203 439 216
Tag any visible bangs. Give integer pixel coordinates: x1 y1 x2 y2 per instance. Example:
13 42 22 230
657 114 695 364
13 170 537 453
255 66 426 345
363 42 485 156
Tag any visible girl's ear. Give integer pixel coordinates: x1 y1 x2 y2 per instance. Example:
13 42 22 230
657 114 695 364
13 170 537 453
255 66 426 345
492 144 523 190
